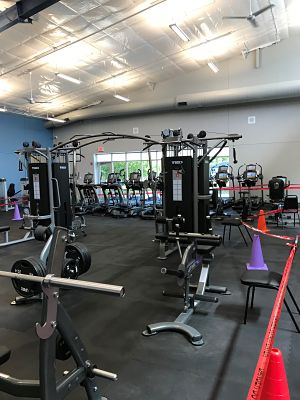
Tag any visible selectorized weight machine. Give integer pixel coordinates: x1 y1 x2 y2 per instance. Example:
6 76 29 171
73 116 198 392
11 143 92 305
0 227 125 399
153 129 242 259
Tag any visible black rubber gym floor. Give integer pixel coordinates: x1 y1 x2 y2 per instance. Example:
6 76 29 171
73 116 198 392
0 212 299 400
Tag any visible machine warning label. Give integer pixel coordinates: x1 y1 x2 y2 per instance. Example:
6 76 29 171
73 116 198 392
172 170 182 201
33 174 41 200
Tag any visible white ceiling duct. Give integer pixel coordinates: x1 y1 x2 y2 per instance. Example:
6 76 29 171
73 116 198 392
47 79 300 127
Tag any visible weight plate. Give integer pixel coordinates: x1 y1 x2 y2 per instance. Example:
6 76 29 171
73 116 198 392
65 243 91 275
62 258 79 280
11 257 46 298
34 225 51 242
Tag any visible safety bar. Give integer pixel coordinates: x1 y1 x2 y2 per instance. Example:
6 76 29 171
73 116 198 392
0 271 125 297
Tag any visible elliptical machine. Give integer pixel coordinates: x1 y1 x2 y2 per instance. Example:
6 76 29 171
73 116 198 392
213 165 235 216
125 169 144 216
236 163 264 217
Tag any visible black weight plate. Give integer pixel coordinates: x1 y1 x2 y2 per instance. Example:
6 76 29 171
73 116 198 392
11 257 45 298
34 226 51 242
65 243 91 275
62 258 79 279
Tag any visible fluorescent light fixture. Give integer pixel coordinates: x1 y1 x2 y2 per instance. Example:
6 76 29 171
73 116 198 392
113 94 130 102
47 116 66 123
0 106 7 112
208 61 219 73
56 73 81 85
169 23 190 42
188 31 233 61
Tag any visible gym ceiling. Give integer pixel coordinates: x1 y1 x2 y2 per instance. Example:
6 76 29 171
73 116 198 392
0 0 298 125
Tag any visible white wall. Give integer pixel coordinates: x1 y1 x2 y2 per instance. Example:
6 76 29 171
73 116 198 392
55 99 300 188
54 34 300 189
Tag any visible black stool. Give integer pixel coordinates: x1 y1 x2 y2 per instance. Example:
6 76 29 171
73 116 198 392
222 218 252 246
240 270 300 332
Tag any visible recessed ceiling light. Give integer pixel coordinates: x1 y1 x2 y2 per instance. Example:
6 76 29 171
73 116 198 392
56 73 81 85
113 94 130 102
47 116 66 123
207 61 219 73
169 23 190 42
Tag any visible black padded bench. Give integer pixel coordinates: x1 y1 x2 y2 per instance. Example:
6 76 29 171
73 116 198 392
240 270 300 332
221 218 252 246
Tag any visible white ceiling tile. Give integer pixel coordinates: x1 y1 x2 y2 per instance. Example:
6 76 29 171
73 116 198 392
120 45 163 68
0 0 295 118
82 6 111 23
61 0 102 14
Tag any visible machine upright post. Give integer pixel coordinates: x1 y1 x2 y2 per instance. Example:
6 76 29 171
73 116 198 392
47 149 55 226
193 144 199 233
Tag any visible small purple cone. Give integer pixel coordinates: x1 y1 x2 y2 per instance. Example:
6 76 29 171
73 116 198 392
246 234 268 270
12 204 22 221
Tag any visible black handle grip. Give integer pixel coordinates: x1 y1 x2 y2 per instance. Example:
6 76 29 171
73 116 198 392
194 294 218 303
161 267 184 278
233 147 238 164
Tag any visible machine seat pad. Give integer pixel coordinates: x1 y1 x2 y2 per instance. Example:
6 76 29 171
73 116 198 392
241 271 281 289
0 226 10 233
155 234 190 244
0 346 11 366
196 245 215 254
221 218 242 226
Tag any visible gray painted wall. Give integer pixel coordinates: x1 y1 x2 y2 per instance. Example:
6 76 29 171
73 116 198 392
55 99 300 188
54 35 300 188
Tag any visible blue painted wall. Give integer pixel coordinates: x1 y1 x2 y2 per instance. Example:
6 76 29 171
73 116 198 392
0 113 53 191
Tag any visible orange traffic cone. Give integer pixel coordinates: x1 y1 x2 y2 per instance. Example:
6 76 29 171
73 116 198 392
257 209 270 233
261 348 290 399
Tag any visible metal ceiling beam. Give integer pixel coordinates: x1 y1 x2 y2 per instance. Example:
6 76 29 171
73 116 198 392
0 0 59 33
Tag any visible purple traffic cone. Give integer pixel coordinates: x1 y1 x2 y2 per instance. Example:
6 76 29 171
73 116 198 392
246 234 268 270
12 204 22 221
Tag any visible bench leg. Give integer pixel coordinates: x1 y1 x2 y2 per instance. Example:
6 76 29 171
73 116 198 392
238 226 248 246
287 286 300 315
284 299 300 333
250 286 255 309
3 231 8 243
244 226 253 242
222 225 226 244
244 286 252 324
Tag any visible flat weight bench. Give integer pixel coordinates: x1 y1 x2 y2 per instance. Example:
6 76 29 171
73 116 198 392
241 270 300 332
221 218 252 246
0 226 10 244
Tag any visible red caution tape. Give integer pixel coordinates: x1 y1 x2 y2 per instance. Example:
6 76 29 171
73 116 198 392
242 221 295 242
241 208 296 241
0 199 29 207
217 184 300 191
246 238 298 400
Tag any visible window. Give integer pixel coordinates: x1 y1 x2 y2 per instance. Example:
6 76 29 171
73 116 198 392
95 151 162 183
